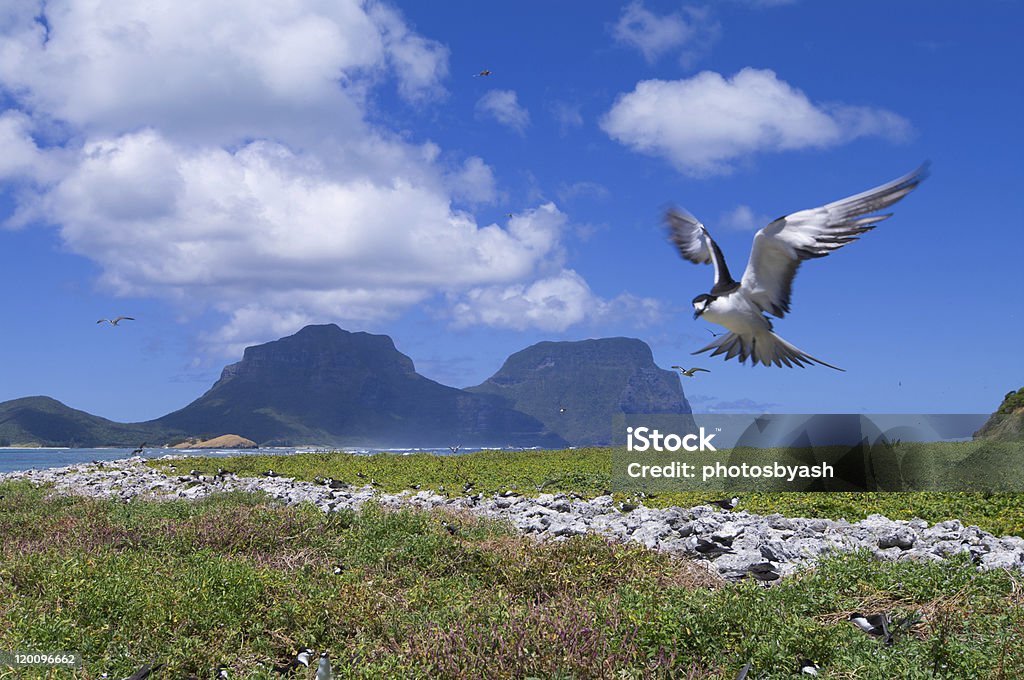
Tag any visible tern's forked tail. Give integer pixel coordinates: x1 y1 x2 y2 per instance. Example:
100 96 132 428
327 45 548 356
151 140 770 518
693 330 845 371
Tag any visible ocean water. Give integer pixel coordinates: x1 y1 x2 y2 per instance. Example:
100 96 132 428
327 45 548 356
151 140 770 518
0 445 523 475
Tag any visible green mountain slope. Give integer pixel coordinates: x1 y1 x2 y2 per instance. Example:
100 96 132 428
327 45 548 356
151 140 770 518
466 337 691 445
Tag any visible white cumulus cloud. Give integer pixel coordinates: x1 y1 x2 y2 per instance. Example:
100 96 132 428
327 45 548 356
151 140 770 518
0 0 642 351
475 89 530 135
611 2 719 66
601 68 912 176
451 270 661 332
720 204 773 230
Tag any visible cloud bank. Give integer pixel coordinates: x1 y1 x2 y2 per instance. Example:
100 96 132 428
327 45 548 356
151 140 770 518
0 0 650 353
601 68 912 176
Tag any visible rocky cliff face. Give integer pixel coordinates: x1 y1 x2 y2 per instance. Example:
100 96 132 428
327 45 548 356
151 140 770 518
154 324 565 447
975 387 1024 441
467 337 691 446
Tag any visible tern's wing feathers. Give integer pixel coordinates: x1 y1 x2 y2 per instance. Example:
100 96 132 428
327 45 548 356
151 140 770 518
741 164 928 318
666 209 739 293
666 209 713 265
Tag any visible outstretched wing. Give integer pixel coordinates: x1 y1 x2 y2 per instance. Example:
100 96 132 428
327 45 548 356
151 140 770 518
740 164 928 318
665 209 739 294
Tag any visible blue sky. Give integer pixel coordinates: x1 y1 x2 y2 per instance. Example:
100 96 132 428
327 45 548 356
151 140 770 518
0 0 1021 423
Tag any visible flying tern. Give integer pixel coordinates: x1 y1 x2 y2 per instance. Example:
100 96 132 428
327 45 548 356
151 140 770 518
666 164 928 369
671 366 709 377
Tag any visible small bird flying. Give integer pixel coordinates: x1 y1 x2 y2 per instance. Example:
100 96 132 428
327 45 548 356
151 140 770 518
666 164 928 369
671 365 710 377
474 69 492 77
131 442 147 455
449 444 461 454
97 316 135 326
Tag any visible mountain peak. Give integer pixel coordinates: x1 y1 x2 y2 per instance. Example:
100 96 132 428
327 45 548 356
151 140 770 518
468 337 691 445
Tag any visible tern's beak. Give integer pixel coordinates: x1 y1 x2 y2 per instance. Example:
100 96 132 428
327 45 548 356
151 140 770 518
693 310 701 320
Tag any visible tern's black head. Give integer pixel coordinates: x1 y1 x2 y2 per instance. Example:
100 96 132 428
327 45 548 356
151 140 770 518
692 293 714 319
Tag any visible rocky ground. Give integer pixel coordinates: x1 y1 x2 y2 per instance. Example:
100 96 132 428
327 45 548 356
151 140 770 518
3 455 1022 580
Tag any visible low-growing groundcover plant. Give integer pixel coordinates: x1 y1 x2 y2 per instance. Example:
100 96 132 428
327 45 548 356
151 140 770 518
155 447 1024 537
0 481 1022 679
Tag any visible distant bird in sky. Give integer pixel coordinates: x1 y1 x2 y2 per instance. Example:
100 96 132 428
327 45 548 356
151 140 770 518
671 365 709 377
97 316 135 326
473 69 492 77
666 164 928 369
449 444 461 454
316 653 333 680
131 442 147 455
559 406 566 414
707 496 739 510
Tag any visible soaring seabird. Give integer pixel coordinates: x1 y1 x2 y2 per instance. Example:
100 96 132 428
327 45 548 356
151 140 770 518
97 316 135 326
131 442 147 455
671 366 709 377
666 164 928 369
449 445 462 454
473 69 492 77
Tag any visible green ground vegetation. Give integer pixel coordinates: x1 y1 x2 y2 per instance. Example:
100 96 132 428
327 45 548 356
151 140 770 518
152 446 1024 537
0 481 1021 679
